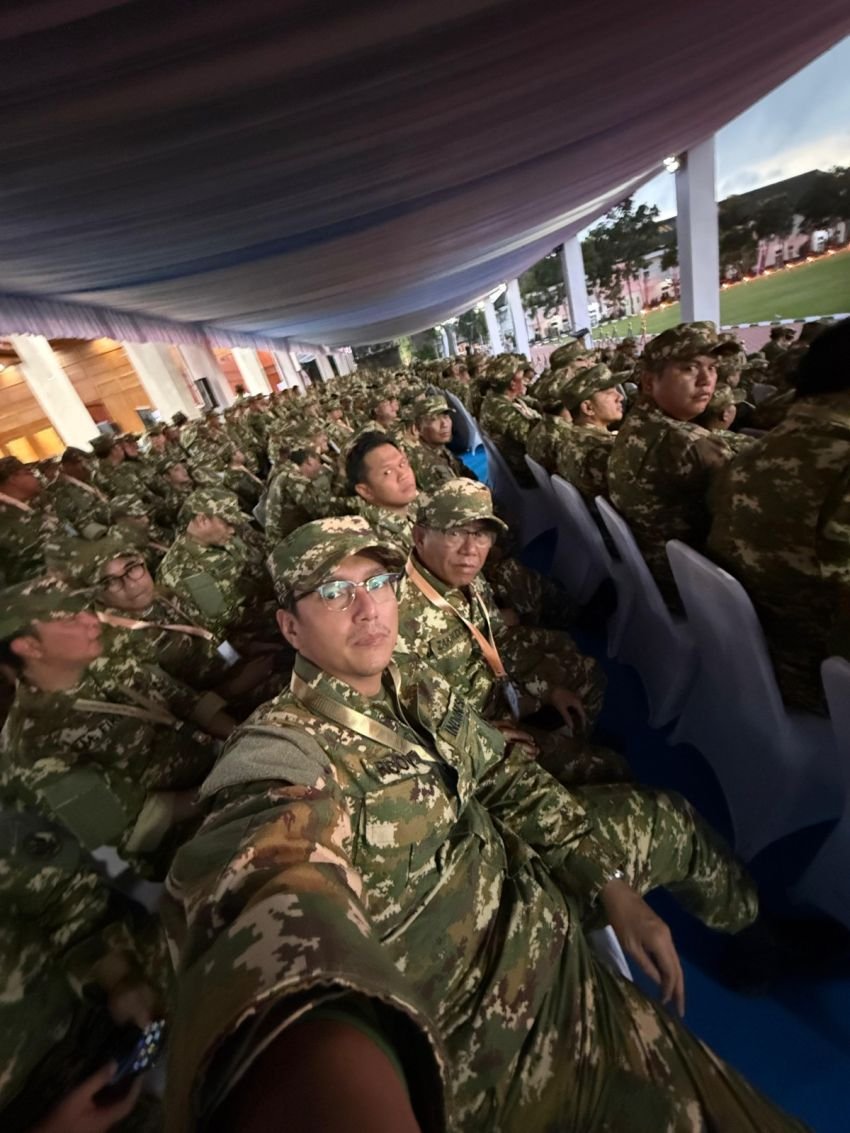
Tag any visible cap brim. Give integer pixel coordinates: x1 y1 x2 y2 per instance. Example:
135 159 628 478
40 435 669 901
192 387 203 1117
277 534 406 598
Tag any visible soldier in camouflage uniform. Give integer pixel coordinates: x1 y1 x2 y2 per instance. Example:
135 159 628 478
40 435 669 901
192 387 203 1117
48 448 113 539
693 384 755 454
761 324 796 365
406 395 475 494
0 807 167 1132
163 516 806 1133
525 387 573 473
708 318 850 714
343 432 420 551
396 479 609 764
0 578 221 880
157 488 278 651
479 358 542 486
0 457 63 585
264 449 334 546
553 365 624 502
607 322 740 605
528 337 595 408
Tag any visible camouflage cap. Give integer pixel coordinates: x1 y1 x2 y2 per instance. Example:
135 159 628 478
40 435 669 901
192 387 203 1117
89 434 116 457
0 455 25 483
413 394 452 421
548 339 590 370
181 488 246 526
415 478 508 533
270 516 405 602
706 384 736 413
44 531 135 586
642 321 740 371
561 364 621 413
145 423 166 437
0 576 90 641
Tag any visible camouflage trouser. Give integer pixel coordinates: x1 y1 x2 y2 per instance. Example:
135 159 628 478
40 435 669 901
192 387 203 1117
484 555 578 630
516 627 607 726
578 783 758 933
533 728 632 787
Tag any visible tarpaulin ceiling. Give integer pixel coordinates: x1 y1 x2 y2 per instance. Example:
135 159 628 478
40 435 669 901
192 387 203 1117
0 1 848 349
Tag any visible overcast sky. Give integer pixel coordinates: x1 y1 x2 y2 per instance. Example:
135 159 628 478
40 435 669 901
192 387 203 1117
629 35 850 220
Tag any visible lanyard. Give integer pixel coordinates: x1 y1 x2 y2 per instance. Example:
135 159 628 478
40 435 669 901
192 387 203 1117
404 560 507 679
0 492 32 513
96 610 215 641
63 474 110 503
290 669 441 766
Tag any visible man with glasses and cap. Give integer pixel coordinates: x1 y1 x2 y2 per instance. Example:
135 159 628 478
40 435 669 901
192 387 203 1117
607 321 741 604
163 515 803 1133
395 479 614 782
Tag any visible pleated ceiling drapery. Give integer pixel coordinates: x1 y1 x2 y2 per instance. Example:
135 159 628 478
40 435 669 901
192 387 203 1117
0 1 848 347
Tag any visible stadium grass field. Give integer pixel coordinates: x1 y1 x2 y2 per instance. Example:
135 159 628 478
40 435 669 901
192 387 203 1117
593 247 850 341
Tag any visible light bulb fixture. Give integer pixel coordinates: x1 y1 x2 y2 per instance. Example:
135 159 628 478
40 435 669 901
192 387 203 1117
663 155 681 174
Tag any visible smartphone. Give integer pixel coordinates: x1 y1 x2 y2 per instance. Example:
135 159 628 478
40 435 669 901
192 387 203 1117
95 1019 167 1105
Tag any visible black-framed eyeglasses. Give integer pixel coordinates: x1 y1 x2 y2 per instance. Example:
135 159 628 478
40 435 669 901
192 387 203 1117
298 571 400 612
100 560 148 591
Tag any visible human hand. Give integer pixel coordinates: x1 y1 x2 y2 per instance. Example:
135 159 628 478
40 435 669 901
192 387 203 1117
600 880 685 1016
550 687 587 733
498 607 521 627
493 720 539 756
31 1063 143 1133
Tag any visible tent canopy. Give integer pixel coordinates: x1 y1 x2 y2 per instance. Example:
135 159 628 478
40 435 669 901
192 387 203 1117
1 1 848 347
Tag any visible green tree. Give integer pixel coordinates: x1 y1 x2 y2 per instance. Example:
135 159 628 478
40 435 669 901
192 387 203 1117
582 198 661 315
752 194 794 245
796 168 849 242
456 308 487 346
519 251 565 315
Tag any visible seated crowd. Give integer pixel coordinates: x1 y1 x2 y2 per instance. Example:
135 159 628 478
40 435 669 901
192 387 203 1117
0 315 846 1133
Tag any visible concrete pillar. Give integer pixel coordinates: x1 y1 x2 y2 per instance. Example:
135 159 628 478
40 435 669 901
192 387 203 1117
436 327 450 358
123 342 201 421
272 350 295 389
675 136 720 325
332 350 352 376
179 343 234 408
230 347 272 395
482 300 503 354
560 237 593 346
444 323 458 355
314 349 336 382
10 334 100 449
506 279 530 358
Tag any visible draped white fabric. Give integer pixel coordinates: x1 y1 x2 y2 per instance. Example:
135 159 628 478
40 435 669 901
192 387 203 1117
0 1 847 347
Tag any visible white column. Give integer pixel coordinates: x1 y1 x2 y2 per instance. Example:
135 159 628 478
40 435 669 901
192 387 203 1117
313 348 336 382
123 342 201 420
10 334 99 449
179 343 234 408
506 279 531 358
560 237 593 346
436 327 449 358
444 323 458 355
230 347 272 395
675 136 720 325
482 301 503 354
332 350 352 376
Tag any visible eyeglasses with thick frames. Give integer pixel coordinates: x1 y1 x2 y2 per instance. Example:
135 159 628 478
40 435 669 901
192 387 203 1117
435 526 496 548
100 560 147 591
299 571 401 612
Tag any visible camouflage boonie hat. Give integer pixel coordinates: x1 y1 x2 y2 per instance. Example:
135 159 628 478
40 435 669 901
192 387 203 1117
0 455 25 483
270 516 405 602
44 532 136 587
705 384 736 413
416 478 508 533
0 577 90 641
561 364 621 413
181 488 245 526
413 394 452 421
642 321 740 371
548 339 589 371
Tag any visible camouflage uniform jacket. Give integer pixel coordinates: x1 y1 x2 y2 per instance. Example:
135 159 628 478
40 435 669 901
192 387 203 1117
157 533 274 640
0 663 216 875
264 466 333 546
479 392 541 485
94 460 155 503
0 809 168 1127
48 474 112 539
164 652 626 1132
407 442 472 494
395 556 598 718
0 496 63 584
351 499 417 555
185 430 236 482
526 415 573 473
96 591 233 703
608 398 734 603
707 392 850 713
554 426 616 504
